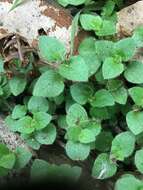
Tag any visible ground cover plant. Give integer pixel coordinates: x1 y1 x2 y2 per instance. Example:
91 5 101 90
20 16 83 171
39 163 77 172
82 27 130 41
1 0 143 189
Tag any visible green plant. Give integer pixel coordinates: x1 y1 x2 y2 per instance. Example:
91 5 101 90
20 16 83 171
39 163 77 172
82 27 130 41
1 0 143 189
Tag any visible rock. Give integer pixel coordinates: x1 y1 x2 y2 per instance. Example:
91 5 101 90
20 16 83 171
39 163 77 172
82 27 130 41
117 0 143 36
0 0 72 52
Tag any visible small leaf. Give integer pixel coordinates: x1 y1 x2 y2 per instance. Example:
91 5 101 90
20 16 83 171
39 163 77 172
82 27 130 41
16 116 34 134
78 128 96 144
0 144 9 156
58 115 68 130
90 89 115 108
59 56 88 82
35 124 56 145
66 103 88 127
102 57 124 79
95 40 114 62
58 0 86 6
33 69 64 98
126 111 143 135
38 36 66 62
78 37 96 55
12 105 27 119
92 153 117 179
9 76 27 96
96 20 116 36
111 131 135 161
114 38 136 61
80 14 103 31
5 115 18 132
86 121 101 137
90 107 111 120
15 147 32 169
32 112 52 130
0 153 15 169
129 87 143 106
28 96 49 112
70 83 93 105
135 149 143 174
95 131 113 152
101 0 115 17
65 141 90 160
115 175 143 190
81 53 101 77
66 127 82 142
132 26 143 47
124 61 143 84
107 80 128 105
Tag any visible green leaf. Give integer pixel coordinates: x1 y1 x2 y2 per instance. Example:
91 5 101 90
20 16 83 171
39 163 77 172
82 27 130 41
95 40 114 61
9 76 27 96
107 80 128 105
78 37 96 55
102 57 124 79
65 141 90 160
129 87 143 106
16 116 34 134
80 14 103 31
78 128 96 143
95 131 113 152
66 103 88 127
12 105 27 119
135 149 143 174
81 53 101 76
33 69 64 98
102 0 115 17
132 26 143 47
58 0 86 6
90 89 115 108
66 126 82 142
31 159 81 182
96 20 116 36
114 38 136 61
24 137 40 150
92 153 117 179
0 144 9 156
38 36 66 62
5 115 18 132
10 0 24 11
111 131 135 161
0 153 15 169
90 107 111 120
124 61 143 84
15 147 32 169
115 175 143 190
32 112 52 130
31 159 50 181
86 121 101 136
126 111 143 135
35 124 56 145
58 115 68 130
70 83 93 105
59 56 88 82
28 96 49 112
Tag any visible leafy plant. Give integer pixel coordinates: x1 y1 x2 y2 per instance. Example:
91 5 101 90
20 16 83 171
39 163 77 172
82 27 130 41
1 0 143 188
